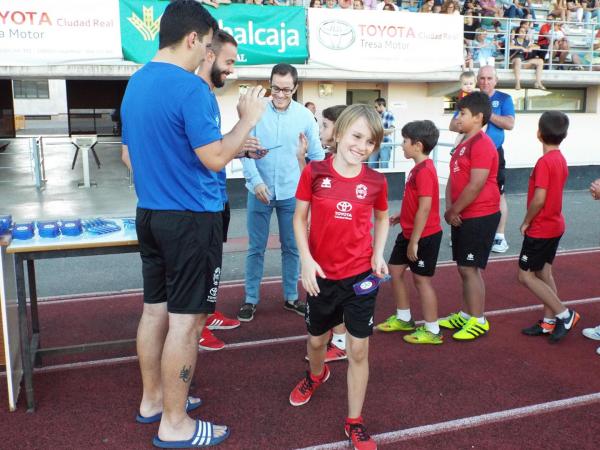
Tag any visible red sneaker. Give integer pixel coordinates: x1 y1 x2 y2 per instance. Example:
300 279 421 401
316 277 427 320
206 311 241 330
289 366 330 406
198 328 225 351
304 342 348 363
345 417 377 450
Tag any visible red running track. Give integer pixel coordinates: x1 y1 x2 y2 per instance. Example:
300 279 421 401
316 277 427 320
1 249 600 449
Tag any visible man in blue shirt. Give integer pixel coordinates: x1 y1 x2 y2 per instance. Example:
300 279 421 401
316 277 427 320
120 1 266 447
239 63 325 322
370 97 396 169
450 65 515 253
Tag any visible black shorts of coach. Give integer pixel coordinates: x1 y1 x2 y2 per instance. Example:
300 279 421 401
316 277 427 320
388 231 442 277
306 269 376 339
136 208 223 314
497 146 506 195
451 212 500 269
519 234 562 272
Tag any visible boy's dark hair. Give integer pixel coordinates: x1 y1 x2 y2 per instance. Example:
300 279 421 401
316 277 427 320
459 70 476 82
322 105 347 122
211 29 237 55
374 97 387 107
401 120 440 155
270 63 298 86
456 92 492 126
539 111 569 145
159 0 218 50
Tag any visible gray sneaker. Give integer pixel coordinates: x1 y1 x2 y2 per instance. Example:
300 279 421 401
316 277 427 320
283 301 306 316
237 303 256 322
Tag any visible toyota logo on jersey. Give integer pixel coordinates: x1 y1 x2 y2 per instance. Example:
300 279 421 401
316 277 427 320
335 201 353 220
336 201 352 212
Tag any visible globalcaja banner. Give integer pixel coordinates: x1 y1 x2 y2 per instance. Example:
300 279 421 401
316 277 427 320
308 8 463 73
0 0 123 66
120 1 308 65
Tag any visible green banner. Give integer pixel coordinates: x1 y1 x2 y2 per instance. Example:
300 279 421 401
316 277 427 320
119 1 307 65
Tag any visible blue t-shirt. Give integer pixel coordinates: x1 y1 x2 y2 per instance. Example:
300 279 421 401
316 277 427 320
121 62 223 212
486 90 515 149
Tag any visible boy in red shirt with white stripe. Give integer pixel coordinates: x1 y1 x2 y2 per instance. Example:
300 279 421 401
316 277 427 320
289 104 389 450
376 120 444 345
518 111 580 343
441 92 500 341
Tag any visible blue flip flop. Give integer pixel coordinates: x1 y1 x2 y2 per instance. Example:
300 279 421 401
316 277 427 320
136 396 203 424
152 419 230 448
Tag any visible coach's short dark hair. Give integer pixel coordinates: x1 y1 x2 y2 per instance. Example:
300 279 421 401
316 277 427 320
401 120 440 155
211 29 237 56
159 0 218 50
270 63 298 86
374 97 387 107
322 105 347 123
539 111 569 145
456 91 492 125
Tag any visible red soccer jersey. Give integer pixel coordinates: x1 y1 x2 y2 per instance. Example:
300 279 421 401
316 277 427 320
449 130 500 219
295 158 388 280
526 149 568 238
400 159 442 239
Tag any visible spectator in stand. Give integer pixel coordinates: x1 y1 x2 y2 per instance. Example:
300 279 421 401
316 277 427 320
590 0 600 23
339 0 353 8
473 28 500 67
441 0 461 13
480 0 504 16
310 0 322 6
510 25 545 90
354 0 365 9
462 0 483 15
420 0 434 12
549 20 584 69
551 0 568 21
503 0 526 18
433 3 443 12
378 0 400 10
362 0 378 8
324 0 339 7
566 0 587 22
305 101 317 116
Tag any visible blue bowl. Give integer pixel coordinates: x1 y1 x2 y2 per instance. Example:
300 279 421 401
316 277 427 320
37 221 60 239
60 219 83 236
13 222 35 240
0 215 12 235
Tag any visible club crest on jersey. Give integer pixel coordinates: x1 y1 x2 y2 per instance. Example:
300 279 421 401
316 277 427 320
453 160 460 173
321 177 332 188
492 100 500 108
459 147 465 156
356 184 367 199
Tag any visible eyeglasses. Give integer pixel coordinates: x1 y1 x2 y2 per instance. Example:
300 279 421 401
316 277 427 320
271 86 295 96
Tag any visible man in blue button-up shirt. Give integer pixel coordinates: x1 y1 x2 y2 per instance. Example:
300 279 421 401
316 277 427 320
238 63 324 322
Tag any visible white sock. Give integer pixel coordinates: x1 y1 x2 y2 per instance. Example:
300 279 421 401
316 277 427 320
396 309 411 322
425 321 440 334
459 311 471 320
331 332 346 350
495 233 505 240
556 309 570 320
476 316 486 325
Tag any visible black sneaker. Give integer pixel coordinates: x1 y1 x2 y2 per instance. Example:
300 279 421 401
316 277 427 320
237 303 256 322
283 301 306 316
549 309 580 343
522 320 555 336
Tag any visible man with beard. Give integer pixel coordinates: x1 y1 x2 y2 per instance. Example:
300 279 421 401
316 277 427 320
195 30 267 351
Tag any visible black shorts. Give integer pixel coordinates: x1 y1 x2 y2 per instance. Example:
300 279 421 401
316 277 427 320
306 270 376 339
222 201 230 243
451 212 500 269
497 146 506 195
519 235 562 272
136 208 223 314
388 231 442 277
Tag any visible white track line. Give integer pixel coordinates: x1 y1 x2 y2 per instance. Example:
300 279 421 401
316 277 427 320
2 295 599 377
36 247 600 305
294 392 600 450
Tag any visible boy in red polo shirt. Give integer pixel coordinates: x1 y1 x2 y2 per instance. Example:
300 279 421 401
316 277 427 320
518 111 580 343
376 120 444 345
441 92 500 341
289 104 389 450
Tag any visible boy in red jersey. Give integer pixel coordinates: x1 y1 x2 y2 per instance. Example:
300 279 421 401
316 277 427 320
518 111 580 343
289 104 388 450
441 92 501 341
376 120 443 344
